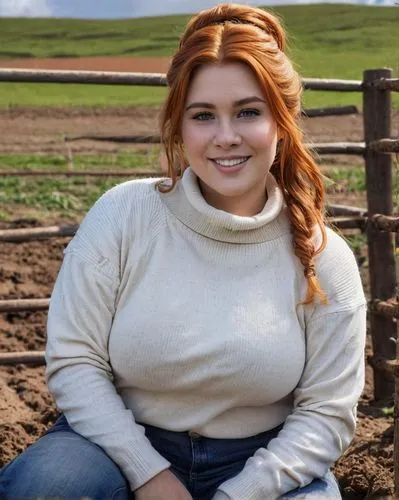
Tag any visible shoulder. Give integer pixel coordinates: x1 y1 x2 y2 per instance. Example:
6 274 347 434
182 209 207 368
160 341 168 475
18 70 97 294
79 176 164 231
92 176 164 214
316 226 357 270
313 226 366 314
65 177 165 269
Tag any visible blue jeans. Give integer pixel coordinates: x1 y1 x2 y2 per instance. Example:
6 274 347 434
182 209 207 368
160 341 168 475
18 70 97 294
0 414 341 499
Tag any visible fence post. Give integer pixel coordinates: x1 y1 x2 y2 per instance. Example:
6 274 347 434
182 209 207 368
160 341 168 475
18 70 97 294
363 68 396 400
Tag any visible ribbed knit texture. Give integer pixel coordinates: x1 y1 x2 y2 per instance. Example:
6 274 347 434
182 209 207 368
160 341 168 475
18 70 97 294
45 168 366 498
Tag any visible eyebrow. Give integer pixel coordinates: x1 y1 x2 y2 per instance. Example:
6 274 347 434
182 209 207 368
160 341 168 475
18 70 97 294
185 96 266 111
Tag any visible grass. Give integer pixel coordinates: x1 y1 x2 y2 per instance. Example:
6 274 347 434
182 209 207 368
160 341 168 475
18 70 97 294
0 84 168 108
0 4 398 108
0 15 189 59
325 166 366 193
0 153 384 221
0 175 119 214
0 151 161 220
0 150 160 170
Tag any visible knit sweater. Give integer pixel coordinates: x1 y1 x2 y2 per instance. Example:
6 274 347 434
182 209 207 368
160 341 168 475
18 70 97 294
45 167 366 500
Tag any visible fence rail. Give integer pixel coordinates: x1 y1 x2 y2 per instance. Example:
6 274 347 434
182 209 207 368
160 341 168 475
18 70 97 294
1 67 398 92
369 214 399 233
0 210 368 243
0 298 50 313
0 68 363 90
0 224 79 242
0 351 45 366
0 169 162 178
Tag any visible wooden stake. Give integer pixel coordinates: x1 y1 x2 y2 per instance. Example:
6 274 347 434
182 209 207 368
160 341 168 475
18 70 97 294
394 228 399 496
363 68 396 400
0 351 45 365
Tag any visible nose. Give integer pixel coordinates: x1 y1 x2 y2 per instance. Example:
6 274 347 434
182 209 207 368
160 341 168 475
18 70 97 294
213 119 242 149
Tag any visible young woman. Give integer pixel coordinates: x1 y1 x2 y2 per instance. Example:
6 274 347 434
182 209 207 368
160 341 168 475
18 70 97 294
0 4 366 499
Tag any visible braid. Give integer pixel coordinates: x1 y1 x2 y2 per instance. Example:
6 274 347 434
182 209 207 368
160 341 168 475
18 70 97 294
273 135 327 305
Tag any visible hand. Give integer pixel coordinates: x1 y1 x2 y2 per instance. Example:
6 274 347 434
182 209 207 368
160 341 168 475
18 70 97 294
135 469 193 500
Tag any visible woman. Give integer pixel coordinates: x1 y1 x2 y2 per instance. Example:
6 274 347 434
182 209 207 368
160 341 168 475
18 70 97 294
0 3 366 499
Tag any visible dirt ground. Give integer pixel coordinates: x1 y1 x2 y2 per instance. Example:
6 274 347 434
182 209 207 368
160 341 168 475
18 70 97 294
0 57 398 498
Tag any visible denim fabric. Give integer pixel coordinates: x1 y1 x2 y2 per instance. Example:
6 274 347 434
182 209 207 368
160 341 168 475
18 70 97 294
0 414 341 499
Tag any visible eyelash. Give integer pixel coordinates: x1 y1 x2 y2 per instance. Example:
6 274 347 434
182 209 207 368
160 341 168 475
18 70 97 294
192 109 261 121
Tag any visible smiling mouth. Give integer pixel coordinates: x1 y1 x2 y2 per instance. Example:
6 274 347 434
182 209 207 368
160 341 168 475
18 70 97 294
211 156 251 167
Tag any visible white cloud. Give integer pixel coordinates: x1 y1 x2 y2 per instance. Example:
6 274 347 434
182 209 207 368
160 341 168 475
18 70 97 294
0 0 51 16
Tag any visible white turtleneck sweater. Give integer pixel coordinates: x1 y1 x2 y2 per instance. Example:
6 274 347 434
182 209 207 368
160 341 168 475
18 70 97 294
45 168 366 499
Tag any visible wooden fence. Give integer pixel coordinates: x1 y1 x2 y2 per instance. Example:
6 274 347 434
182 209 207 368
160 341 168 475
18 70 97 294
0 65 399 486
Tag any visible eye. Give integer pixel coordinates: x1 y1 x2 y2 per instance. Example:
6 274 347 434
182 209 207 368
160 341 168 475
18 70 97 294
192 112 214 121
239 108 261 118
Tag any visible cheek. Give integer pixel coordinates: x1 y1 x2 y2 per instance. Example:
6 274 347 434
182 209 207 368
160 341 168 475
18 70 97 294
182 125 210 158
247 121 278 149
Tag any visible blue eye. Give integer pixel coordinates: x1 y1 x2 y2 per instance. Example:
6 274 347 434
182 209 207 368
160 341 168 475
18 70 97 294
192 112 214 121
239 109 260 118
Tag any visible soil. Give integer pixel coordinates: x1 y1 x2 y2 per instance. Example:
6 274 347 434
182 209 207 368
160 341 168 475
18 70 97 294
1 56 398 498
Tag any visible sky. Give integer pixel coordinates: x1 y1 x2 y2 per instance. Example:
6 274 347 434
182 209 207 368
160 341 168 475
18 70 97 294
0 0 395 18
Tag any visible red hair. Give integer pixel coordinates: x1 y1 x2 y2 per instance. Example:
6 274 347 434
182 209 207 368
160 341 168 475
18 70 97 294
159 3 327 305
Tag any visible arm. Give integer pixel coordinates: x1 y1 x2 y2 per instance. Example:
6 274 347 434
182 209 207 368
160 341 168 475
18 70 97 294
214 229 367 500
45 190 170 491
214 304 366 500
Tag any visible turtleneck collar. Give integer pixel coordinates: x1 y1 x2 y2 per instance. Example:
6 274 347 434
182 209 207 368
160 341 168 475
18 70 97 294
159 167 291 244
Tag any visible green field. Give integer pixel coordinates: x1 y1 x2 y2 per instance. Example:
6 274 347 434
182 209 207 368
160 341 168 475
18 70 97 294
1 151 397 221
0 4 398 109
0 151 159 220
0 5 398 223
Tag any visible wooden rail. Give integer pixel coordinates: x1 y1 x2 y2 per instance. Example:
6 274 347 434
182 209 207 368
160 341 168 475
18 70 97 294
0 224 79 242
0 68 168 86
371 299 399 318
301 105 358 117
0 298 50 312
367 78 399 92
66 138 370 155
0 212 367 244
1 68 396 92
0 68 365 90
0 351 45 365
0 169 163 178
369 214 399 233
370 138 399 154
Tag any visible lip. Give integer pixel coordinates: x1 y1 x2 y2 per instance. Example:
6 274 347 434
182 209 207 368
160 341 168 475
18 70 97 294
210 155 251 161
209 156 250 174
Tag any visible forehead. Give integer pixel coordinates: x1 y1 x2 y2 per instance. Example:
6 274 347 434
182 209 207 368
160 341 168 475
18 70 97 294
186 62 264 102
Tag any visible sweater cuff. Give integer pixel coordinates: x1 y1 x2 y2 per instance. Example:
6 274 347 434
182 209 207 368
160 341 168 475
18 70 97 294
121 441 171 491
212 490 231 500
217 468 278 500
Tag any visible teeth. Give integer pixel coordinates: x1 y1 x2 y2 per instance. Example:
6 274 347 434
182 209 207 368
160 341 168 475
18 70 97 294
214 157 248 167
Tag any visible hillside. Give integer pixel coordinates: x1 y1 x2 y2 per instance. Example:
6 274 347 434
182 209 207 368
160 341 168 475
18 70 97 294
0 5 397 73
0 4 397 108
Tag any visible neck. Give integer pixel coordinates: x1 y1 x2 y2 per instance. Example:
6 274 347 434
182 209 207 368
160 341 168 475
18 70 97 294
158 167 290 244
197 178 268 217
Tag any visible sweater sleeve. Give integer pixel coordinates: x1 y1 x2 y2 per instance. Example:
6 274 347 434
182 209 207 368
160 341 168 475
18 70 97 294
45 187 170 491
214 231 367 500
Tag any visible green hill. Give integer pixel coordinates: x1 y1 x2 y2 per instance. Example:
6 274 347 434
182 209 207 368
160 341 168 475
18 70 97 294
0 4 398 108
